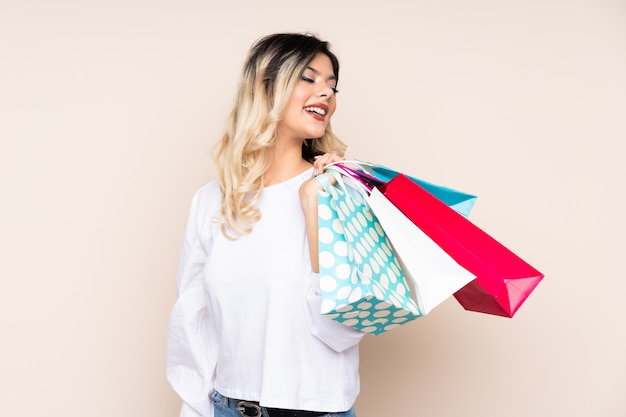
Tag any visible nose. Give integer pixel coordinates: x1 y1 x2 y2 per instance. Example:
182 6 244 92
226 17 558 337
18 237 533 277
318 84 335 99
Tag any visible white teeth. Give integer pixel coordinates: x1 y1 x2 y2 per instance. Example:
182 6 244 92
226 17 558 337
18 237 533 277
304 106 326 116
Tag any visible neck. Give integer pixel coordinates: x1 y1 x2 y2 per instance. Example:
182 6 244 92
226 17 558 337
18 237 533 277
263 139 311 186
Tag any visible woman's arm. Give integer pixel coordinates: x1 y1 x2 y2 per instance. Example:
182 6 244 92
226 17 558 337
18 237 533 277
299 178 324 273
167 182 221 417
299 153 343 272
299 154 366 351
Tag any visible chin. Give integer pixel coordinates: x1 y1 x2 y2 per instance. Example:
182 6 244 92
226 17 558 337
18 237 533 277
306 129 327 139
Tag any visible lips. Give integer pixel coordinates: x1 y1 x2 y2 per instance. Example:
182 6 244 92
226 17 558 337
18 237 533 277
303 103 329 121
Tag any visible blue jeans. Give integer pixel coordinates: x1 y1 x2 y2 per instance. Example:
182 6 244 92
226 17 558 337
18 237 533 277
210 391 356 417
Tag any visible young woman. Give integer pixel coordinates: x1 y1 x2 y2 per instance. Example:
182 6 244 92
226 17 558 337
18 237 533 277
167 33 364 417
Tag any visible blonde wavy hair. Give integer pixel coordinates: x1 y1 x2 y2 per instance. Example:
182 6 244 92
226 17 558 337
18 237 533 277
214 33 347 238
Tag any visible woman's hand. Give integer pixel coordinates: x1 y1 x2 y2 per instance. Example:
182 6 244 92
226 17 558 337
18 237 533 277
312 152 343 175
301 152 344 198
300 153 344 273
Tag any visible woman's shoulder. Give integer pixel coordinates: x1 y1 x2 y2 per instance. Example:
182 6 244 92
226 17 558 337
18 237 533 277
194 179 221 200
190 179 222 217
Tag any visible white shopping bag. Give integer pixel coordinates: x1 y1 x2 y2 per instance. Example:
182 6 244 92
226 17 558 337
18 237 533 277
367 187 476 315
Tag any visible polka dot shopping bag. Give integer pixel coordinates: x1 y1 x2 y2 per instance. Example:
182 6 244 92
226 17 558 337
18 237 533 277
315 172 421 335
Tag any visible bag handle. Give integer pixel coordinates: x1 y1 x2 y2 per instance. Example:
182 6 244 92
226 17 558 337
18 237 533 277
324 165 372 196
314 170 348 202
314 167 370 205
326 159 379 174
324 160 386 187
314 169 351 195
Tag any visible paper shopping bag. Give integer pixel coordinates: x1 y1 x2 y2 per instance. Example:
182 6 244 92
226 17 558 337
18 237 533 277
368 188 476 315
381 174 544 318
316 175 421 335
326 164 476 315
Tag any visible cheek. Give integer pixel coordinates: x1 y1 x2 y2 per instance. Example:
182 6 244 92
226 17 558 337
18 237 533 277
284 93 306 118
328 100 337 118
289 85 310 104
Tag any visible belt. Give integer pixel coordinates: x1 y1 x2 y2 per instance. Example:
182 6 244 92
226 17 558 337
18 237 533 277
230 398 328 417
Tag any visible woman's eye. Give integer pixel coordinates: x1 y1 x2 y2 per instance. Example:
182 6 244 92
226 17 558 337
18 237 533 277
301 75 338 94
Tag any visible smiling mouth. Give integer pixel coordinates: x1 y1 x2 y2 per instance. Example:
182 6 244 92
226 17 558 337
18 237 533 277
304 106 327 116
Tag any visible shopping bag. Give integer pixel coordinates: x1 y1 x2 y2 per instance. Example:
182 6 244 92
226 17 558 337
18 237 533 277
381 174 544 317
338 161 477 218
367 187 476 315
316 173 421 335
325 163 476 315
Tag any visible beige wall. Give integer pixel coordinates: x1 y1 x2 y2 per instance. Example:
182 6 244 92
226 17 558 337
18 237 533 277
1 1 624 416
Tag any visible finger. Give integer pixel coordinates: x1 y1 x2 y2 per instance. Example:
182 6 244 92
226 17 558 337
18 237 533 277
313 154 329 174
313 153 344 174
313 159 325 175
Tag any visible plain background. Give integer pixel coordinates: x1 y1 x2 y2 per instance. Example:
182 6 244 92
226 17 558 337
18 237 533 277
1 1 625 416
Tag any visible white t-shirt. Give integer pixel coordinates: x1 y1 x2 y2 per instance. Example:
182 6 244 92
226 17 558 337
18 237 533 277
166 168 364 417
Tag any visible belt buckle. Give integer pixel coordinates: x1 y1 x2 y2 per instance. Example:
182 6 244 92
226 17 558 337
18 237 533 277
236 400 262 417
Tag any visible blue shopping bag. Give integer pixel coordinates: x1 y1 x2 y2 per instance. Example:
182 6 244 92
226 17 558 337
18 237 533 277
316 173 421 335
337 161 477 218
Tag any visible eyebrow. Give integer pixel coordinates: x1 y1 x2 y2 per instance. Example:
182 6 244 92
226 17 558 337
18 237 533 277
306 66 337 81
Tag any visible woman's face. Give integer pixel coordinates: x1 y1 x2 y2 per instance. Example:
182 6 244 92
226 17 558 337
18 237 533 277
277 52 337 143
